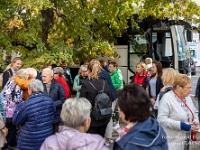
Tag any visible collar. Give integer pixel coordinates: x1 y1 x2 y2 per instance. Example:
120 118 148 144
10 68 16 75
117 118 161 148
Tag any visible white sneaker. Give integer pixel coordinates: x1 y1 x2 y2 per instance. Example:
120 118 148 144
113 123 120 130
105 141 110 147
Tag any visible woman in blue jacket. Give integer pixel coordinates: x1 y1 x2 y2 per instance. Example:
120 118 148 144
12 79 55 150
114 84 168 150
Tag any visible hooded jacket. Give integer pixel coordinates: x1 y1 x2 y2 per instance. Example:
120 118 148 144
114 118 168 150
40 126 109 150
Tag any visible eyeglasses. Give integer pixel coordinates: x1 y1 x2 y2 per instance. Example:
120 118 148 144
183 87 192 90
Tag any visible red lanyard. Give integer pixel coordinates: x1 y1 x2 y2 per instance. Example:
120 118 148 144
173 90 194 121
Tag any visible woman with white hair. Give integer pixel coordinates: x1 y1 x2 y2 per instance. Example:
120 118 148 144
40 98 108 150
53 67 71 98
73 65 88 98
14 68 38 101
12 79 55 150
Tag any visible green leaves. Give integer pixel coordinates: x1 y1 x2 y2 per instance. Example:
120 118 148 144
0 0 200 69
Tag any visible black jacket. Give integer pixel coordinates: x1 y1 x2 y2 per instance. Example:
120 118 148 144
2 68 13 89
80 78 111 127
149 77 164 98
195 77 200 99
43 79 66 123
99 70 116 101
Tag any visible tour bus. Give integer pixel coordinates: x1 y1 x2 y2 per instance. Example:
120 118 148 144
97 20 194 83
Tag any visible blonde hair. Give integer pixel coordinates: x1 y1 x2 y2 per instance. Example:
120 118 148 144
11 57 22 67
5 64 11 71
173 74 192 88
137 62 147 73
78 65 88 75
145 58 152 65
16 69 28 80
161 68 176 86
88 59 102 79
4 57 22 71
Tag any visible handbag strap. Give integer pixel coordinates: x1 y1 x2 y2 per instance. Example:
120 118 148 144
173 90 194 121
88 80 105 93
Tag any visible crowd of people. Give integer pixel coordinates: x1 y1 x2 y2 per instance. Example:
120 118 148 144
0 56 199 150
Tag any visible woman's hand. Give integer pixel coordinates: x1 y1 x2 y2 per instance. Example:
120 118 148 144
194 97 198 101
160 87 166 92
1 127 8 136
150 98 156 105
191 122 199 132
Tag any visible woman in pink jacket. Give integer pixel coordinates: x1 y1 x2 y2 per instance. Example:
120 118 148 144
40 98 109 150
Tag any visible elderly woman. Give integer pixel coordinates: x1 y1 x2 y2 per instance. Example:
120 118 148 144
12 79 55 150
130 62 150 90
40 98 109 150
157 74 199 150
73 65 88 98
53 67 71 98
1 68 28 150
114 84 168 149
14 68 38 101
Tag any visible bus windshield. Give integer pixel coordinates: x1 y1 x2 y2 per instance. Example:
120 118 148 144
174 25 190 60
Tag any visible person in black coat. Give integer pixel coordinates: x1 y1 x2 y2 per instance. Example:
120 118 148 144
2 57 22 88
195 77 200 123
148 61 164 103
80 61 111 137
148 61 163 117
99 69 116 101
42 68 66 133
92 59 116 101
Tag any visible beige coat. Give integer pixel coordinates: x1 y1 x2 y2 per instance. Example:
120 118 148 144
0 114 6 147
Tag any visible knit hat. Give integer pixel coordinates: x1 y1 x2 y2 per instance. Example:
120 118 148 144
53 67 64 75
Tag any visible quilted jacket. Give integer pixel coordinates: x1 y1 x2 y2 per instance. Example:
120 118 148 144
12 92 55 150
110 68 123 90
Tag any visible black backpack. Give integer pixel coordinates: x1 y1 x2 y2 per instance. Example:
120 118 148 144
89 80 112 120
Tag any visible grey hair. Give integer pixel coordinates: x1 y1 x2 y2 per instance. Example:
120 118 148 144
28 79 44 93
42 68 53 77
61 98 91 129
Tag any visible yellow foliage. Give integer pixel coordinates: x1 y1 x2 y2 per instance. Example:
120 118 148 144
7 16 24 30
66 38 74 47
